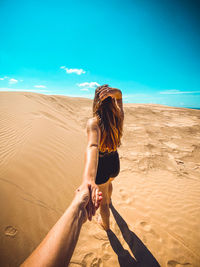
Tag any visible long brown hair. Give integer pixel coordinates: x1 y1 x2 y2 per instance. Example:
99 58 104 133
93 84 123 153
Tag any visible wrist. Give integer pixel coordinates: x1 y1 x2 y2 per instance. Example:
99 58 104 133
83 177 94 184
71 201 87 223
66 201 84 222
71 197 83 211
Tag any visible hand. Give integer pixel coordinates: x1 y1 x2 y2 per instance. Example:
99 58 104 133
75 182 102 222
99 87 121 102
74 183 90 208
85 181 102 221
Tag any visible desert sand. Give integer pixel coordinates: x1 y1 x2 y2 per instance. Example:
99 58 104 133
0 91 200 267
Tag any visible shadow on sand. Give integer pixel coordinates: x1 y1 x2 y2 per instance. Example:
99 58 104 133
106 203 160 267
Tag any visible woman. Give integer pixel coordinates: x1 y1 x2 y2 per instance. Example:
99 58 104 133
82 84 124 230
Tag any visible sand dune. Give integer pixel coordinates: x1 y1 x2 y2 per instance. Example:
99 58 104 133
0 91 200 267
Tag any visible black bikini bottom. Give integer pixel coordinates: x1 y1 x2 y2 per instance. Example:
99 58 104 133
95 150 120 185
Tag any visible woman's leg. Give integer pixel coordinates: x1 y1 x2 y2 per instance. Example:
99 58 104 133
108 178 114 205
98 180 112 230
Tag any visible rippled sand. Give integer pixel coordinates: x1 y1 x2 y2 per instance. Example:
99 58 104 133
0 91 200 267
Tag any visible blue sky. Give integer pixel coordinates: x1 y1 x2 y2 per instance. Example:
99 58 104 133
0 0 200 107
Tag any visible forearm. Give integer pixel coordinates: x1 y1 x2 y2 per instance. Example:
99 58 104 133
21 202 84 267
82 146 98 183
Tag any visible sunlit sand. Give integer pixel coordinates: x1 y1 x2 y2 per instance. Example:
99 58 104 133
0 91 200 266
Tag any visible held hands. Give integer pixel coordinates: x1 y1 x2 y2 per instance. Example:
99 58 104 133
87 181 101 221
75 182 102 222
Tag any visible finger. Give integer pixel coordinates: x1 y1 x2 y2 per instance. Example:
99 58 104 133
86 203 90 220
98 192 103 203
99 91 108 98
92 195 96 216
99 89 108 96
86 200 91 221
92 204 96 216
100 88 109 94
91 187 96 206
90 191 94 220
90 199 93 220
88 185 92 221
99 94 109 102
92 187 97 216
95 188 99 208
88 198 92 221
100 92 112 100
96 194 103 210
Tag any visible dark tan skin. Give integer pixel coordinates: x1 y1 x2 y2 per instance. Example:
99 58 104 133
82 87 124 228
21 183 102 267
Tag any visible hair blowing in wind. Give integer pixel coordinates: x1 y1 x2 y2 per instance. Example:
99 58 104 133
93 85 123 153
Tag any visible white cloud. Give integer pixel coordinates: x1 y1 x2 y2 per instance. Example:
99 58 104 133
159 90 200 95
34 85 47 88
66 68 86 75
9 78 18 84
78 82 100 88
60 66 86 75
0 76 9 80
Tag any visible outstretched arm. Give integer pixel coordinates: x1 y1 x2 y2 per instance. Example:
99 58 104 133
82 118 101 220
21 184 102 267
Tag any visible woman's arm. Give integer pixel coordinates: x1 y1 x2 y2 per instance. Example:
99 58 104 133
82 118 101 220
99 87 124 120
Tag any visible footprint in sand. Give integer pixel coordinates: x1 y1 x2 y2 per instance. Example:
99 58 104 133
4 226 18 237
175 159 185 171
101 242 110 250
101 242 111 261
118 188 133 204
167 260 191 267
93 234 108 241
69 262 82 266
140 222 162 242
140 221 151 231
81 253 103 267
69 253 93 267
91 258 103 267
